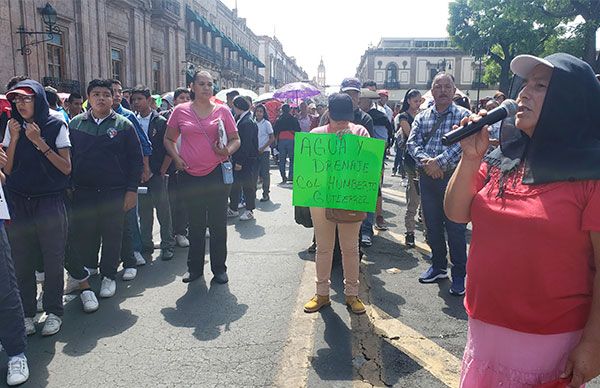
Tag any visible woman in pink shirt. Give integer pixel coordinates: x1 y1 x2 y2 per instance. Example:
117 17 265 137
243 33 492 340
164 70 240 284
303 93 371 315
445 54 600 387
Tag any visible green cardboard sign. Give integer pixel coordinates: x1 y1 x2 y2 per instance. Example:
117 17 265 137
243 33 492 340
292 132 386 212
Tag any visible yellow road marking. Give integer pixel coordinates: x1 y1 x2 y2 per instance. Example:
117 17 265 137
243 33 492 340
367 304 461 388
274 260 318 388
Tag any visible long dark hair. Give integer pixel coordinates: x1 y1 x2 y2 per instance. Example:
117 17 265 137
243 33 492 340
255 104 269 121
400 89 421 113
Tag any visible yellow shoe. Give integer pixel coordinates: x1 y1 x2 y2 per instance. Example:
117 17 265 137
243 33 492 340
303 295 331 313
345 296 366 315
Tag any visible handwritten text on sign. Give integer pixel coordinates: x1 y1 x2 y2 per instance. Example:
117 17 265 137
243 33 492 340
292 132 385 212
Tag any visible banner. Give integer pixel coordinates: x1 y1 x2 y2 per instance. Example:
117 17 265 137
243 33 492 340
292 132 385 212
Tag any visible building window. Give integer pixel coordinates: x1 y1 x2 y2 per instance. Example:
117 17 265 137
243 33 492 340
386 63 398 83
47 32 64 79
152 60 161 93
111 48 123 81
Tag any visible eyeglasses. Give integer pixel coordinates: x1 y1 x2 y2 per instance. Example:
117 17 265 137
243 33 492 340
12 95 34 104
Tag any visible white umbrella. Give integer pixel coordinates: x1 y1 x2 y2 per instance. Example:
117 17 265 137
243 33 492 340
255 92 275 103
215 88 258 103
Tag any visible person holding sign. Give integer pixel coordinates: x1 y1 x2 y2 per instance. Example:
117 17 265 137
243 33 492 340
164 70 240 284
3 80 71 337
303 93 370 315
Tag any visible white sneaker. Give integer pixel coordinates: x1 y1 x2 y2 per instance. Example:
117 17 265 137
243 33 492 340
99 277 116 298
64 274 80 295
134 251 146 266
41 313 62 336
227 209 239 218
239 210 254 221
23 318 35 336
35 271 45 283
238 201 246 209
84 266 99 276
175 234 190 247
122 268 137 281
36 292 43 313
6 355 29 386
80 290 99 313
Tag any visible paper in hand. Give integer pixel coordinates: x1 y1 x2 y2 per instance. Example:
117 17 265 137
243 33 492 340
217 118 228 148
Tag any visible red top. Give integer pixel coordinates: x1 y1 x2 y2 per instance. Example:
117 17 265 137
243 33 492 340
167 102 237 177
465 164 600 334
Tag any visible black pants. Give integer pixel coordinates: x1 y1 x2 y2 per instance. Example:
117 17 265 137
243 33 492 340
180 167 230 275
168 171 189 236
229 162 257 211
139 174 175 251
6 193 67 318
69 188 126 280
120 209 139 269
0 224 26 356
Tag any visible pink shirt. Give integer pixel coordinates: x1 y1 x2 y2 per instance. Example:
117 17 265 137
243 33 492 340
310 123 370 137
466 164 600 334
167 102 238 176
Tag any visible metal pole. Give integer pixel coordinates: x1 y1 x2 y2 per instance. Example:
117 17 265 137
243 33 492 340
476 58 482 110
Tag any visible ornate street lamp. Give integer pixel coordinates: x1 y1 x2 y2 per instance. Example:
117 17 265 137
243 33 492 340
15 3 61 55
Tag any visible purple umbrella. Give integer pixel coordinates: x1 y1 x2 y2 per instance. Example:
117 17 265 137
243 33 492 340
273 82 321 103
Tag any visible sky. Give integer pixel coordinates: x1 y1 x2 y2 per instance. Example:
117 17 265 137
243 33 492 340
220 0 453 87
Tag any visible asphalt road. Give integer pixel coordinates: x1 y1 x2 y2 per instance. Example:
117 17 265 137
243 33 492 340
1 163 599 387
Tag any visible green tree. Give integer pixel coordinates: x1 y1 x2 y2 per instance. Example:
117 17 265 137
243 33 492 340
448 0 561 93
535 0 600 72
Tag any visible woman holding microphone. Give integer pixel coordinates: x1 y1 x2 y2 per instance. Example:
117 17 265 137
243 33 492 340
445 53 600 387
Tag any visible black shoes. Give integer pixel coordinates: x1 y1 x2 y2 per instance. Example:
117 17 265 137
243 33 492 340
260 194 270 202
212 272 229 284
405 232 415 248
161 249 175 261
182 272 203 283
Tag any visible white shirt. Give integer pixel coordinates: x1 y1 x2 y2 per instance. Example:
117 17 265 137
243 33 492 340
137 112 152 137
49 108 67 124
256 119 274 151
3 122 71 148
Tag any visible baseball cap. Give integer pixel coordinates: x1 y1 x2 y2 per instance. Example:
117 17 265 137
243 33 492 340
510 54 554 78
328 93 354 122
377 89 389 97
6 87 35 101
360 88 380 99
340 77 361 92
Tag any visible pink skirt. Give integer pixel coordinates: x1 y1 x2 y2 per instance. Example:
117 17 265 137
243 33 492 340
460 319 583 388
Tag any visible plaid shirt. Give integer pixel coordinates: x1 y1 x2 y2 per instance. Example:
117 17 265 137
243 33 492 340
407 103 470 171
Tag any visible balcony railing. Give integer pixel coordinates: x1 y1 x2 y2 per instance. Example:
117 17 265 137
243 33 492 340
187 40 215 62
42 77 80 93
256 74 264 84
383 81 401 89
152 0 181 20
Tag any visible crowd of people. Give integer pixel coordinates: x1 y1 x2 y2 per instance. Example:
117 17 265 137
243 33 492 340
1 52 599 388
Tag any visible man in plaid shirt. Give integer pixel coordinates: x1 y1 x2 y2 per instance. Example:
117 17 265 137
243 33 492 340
407 73 470 296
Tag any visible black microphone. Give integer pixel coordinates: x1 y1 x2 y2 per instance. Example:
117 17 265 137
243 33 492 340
441 99 518 146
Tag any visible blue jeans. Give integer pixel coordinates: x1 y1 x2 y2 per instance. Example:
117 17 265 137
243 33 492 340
360 212 374 239
419 172 467 278
277 139 294 181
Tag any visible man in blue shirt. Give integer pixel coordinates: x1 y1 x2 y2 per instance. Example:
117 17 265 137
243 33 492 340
407 73 470 296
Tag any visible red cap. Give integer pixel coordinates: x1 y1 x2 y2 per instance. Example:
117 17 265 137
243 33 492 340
377 89 389 97
6 87 35 101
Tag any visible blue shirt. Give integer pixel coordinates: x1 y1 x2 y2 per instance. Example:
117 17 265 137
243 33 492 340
407 103 470 171
115 104 152 156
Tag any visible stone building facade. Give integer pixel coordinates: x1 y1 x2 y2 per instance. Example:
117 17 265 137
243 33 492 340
2 0 305 95
356 37 497 102
257 35 308 94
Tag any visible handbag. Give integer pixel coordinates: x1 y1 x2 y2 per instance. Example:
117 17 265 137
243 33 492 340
294 206 313 228
325 208 366 223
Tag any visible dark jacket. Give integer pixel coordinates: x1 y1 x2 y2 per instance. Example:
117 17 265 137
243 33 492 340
232 111 258 168
69 110 143 192
146 111 173 175
273 112 300 138
353 108 374 137
367 107 394 141
5 80 69 197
